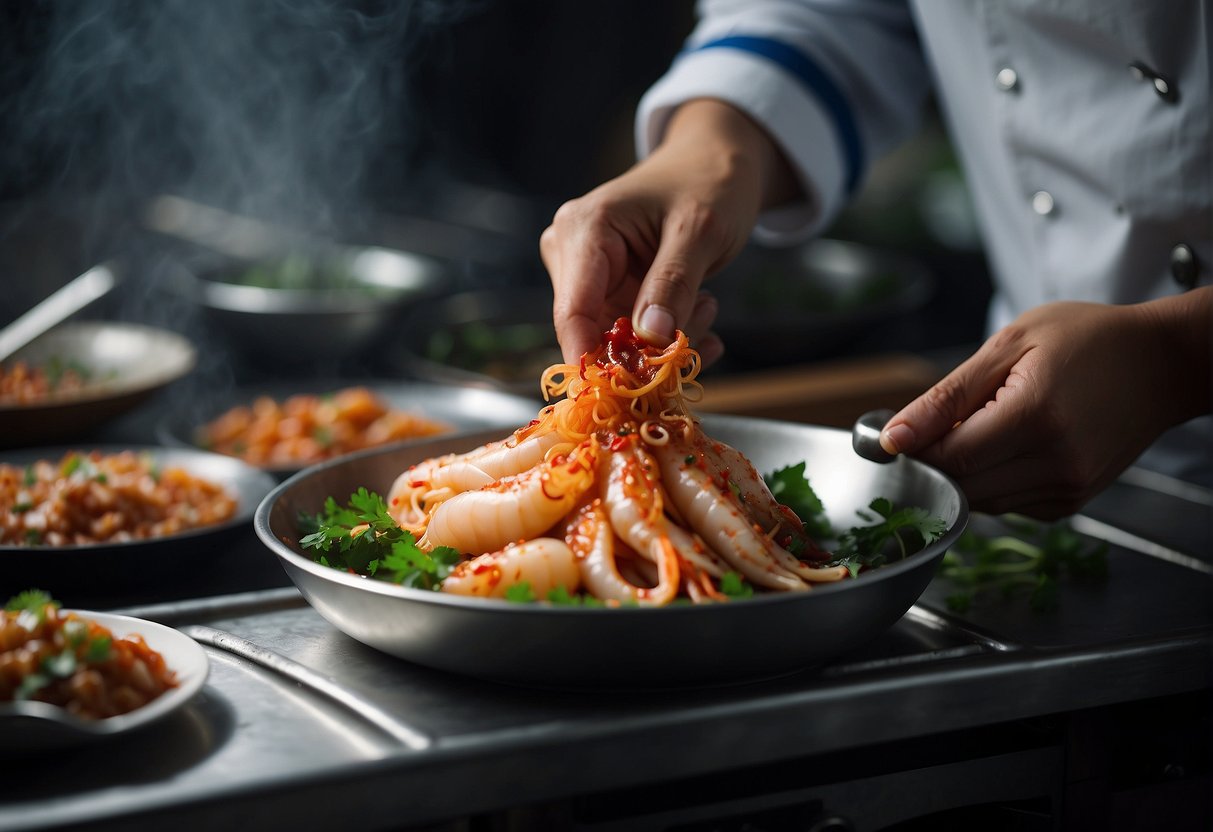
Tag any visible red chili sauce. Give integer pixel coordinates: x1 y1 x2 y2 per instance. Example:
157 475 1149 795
588 317 658 383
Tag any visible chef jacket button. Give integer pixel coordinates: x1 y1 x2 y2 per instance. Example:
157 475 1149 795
995 67 1019 92
1128 61 1179 103
1170 243 1200 289
1031 191 1055 216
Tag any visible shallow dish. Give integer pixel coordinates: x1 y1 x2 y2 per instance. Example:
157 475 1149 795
0 610 208 751
156 380 546 478
0 322 196 449
710 238 935 365
187 245 446 366
255 414 968 686
1 445 276 601
393 286 562 399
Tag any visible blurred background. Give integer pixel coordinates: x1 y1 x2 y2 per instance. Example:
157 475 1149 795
0 0 994 425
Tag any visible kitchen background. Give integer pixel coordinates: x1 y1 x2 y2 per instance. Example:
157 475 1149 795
0 0 991 399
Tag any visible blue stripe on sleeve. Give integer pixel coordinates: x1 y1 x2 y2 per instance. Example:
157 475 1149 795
692 35 864 195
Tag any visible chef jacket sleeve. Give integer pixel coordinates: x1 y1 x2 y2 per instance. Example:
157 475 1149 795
636 0 933 244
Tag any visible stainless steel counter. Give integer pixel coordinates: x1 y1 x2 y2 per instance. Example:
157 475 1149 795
2 468 1209 832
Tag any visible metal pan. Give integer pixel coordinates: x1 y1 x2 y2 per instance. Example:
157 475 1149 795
0 322 196 449
255 414 968 686
1 445 276 604
156 380 545 479
710 238 935 365
391 285 562 400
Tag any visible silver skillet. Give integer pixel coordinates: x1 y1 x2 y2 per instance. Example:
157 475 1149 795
255 414 968 686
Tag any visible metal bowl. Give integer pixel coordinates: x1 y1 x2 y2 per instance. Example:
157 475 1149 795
0 322 196 449
156 379 548 479
188 246 447 366
255 414 968 686
710 238 935 364
1 445 276 604
393 285 561 400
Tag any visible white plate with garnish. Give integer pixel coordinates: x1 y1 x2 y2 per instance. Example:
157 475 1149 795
0 609 209 750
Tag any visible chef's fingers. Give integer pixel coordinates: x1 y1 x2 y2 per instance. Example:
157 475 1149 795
879 336 1028 457
631 206 722 346
542 221 624 364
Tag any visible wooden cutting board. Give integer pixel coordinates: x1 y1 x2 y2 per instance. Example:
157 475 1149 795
696 352 942 428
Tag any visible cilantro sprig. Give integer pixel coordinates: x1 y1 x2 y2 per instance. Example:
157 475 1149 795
939 518 1108 612
765 462 831 540
4 590 114 701
504 582 620 607
5 588 58 620
299 488 460 589
832 498 948 577
765 464 947 577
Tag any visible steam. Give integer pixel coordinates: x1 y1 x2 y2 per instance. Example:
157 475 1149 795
3 0 480 232
0 0 485 389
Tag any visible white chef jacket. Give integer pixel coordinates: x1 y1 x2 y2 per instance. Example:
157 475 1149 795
637 0 1212 486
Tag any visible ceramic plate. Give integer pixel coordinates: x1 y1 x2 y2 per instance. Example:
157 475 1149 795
0 611 209 750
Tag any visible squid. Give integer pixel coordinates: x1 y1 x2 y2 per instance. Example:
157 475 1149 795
388 318 845 606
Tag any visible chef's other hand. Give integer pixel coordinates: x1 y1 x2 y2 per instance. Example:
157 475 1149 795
879 288 1212 520
541 98 799 365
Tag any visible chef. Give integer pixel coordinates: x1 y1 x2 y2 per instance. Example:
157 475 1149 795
541 0 1211 520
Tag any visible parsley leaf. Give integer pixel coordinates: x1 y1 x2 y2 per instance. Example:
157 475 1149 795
299 488 461 589
505 582 537 603
719 571 754 599
6 589 59 631
764 463 947 577
831 498 948 576
60 454 83 477
764 462 832 540
938 518 1108 612
5 589 57 617
544 586 608 607
86 635 112 662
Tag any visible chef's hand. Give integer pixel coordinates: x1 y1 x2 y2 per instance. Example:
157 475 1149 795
879 287 1213 519
541 98 800 365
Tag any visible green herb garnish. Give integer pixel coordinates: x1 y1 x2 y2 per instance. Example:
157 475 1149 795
544 586 608 607
766 463 946 573
5 589 58 620
504 582 537 604
60 454 83 477
719 571 754 599
831 498 948 576
765 461 832 540
299 488 460 590
939 518 1108 612
4 591 114 701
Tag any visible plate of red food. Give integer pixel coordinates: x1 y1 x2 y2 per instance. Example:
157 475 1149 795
0 322 196 449
0 591 209 749
0 446 276 603
157 381 543 479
